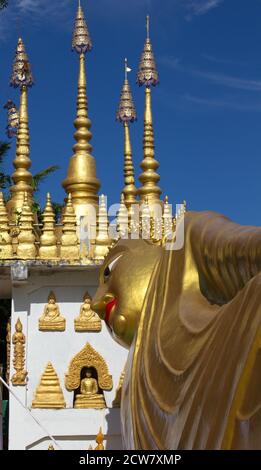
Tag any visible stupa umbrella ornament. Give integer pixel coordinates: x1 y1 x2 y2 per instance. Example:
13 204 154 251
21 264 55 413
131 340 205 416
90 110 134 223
7 38 34 218
116 59 138 210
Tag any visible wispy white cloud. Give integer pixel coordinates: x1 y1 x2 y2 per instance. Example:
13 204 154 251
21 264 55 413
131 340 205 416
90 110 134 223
161 56 261 93
158 56 181 70
184 93 261 111
184 0 223 19
201 53 247 66
192 69 261 92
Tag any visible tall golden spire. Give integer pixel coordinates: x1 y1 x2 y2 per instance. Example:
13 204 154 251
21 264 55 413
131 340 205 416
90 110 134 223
116 59 137 209
6 38 34 219
137 16 161 206
62 2 100 221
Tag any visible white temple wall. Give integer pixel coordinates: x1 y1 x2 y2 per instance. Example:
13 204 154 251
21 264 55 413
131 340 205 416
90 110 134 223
8 267 128 450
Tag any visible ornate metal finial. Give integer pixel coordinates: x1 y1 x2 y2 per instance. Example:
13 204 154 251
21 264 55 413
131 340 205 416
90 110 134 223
137 16 161 206
72 1 92 54
4 100 19 138
116 59 137 208
6 38 34 219
63 3 100 219
10 38 34 89
116 59 137 123
137 16 159 87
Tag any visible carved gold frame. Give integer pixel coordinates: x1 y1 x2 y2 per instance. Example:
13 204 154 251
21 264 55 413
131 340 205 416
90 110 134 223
65 343 113 391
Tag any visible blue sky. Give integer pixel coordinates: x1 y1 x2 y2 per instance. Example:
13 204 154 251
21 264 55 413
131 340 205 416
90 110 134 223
0 0 260 226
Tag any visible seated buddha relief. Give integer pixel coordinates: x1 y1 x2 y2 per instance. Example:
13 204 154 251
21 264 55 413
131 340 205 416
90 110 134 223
39 291 66 332
65 343 113 410
74 367 106 409
74 292 101 332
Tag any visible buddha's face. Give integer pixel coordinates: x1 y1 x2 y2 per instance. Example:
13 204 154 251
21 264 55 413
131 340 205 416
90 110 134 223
49 299 55 305
91 239 162 348
86 370 92 378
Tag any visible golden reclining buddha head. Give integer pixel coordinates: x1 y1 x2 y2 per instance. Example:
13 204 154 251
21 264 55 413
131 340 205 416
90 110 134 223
91 239 162 348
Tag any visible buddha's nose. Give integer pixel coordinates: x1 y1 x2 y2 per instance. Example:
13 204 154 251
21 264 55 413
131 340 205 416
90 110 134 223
91 293 115 320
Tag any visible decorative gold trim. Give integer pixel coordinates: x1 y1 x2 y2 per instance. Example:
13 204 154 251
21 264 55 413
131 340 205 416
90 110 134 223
65 343 113 391
32 362 66 409
11 318 27 386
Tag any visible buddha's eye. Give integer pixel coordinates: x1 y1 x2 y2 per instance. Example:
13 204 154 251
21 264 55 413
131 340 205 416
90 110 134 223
103 255 122 282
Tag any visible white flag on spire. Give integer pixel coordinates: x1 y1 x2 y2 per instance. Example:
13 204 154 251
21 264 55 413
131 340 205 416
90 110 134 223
126 66 132 73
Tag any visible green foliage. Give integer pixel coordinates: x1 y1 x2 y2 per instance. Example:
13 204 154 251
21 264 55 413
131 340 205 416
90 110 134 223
0 1 8 10
31 165 60 193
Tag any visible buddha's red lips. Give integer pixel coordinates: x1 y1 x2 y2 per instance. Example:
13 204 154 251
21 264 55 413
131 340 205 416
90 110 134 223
105 298 117 325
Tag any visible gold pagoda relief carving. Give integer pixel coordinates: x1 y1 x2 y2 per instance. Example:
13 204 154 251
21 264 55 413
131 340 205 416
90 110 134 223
11 318 28 386
65 343 112 409
32 362 66 409
74 292 101 332
38 291 66 332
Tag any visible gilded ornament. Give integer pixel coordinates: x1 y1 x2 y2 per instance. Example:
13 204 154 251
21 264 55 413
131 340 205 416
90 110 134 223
16 192 37 259
65 343 112 409
38 291 66 332
4 100 19 138
11 318 27 386
95 428 105 450
93 195 111 260
60 194 80 260
7 38 34 218
32 362 66 409
39 193 58 259
74 292 101 332
136 16 161 207
74 368 106 409
63 3 100 220
116 194 128 239
116 60 137 208
0 192 13 258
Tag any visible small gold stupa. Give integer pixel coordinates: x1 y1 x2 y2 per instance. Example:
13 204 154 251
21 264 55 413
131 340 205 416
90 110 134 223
32 362 65 409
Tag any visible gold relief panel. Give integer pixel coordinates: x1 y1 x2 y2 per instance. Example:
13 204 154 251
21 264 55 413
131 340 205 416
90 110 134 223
11 318 28 386
32 362 66 409
74 292 102 332
65 343 112 409
39 291 66 332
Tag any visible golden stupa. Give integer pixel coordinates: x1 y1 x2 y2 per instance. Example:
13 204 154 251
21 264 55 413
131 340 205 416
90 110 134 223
32 362 65 409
